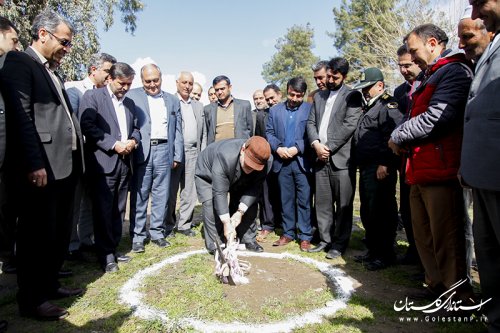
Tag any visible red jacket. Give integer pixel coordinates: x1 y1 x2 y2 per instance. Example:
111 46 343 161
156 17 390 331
404 52 472 184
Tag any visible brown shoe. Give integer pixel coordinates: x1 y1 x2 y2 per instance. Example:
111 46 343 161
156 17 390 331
20 301 69 321
300 240 311 252
256 229 272 242
273 235 293 246
49 287 84 300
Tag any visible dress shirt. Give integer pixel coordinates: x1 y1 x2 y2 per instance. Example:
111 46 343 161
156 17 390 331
107 85 128 143
147 92 168 140
318 88 340 144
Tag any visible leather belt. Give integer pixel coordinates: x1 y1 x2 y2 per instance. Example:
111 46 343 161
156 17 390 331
151 139 168 145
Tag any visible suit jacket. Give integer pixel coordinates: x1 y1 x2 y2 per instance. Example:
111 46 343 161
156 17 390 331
195 138 272 217
266 101 313 173
126 88 183 165
179 97 205 152
65 76 94 118
254 108 269 138
0 47 84 180
306 85 363 170
461 38 500 191
0 56 6 168
79 87 141 175
203 98 253 145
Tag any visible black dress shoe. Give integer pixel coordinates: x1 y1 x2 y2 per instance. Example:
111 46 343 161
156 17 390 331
116 254 131 263
58 269 73 278
104 262 119 273
245 241 264 253
152 238 170 248
325 249 342 259
20 301 69 321
176 229 196 237
132 242 145 253
308 242 330 253
49 287 84 299
353 251 373 263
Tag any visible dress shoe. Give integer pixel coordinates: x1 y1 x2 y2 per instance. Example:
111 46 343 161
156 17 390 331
176 229 196 237
58 269 73 278
256 229 272 242
1 261 16 274
152 238 170 248
132 242 145 253
354 251 373 263
20 301 69 321
244 241 264 253
307 242 330 253
49 287 84 299
300 240 311 252
364 259 390 271
272 235 293 247
104 262 119 273
116 254 131 263
325 249 342 260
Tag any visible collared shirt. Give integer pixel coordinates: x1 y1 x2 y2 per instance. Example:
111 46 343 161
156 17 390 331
177 93 197 146
284 102 299 148
318 88 340 144
107 85 128 143
147 91 168 140
30 47 77 150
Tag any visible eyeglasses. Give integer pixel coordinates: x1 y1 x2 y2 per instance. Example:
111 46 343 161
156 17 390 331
46 30 73 48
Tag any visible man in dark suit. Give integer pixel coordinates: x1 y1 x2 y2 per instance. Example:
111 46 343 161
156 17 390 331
266 77 314 252
195 137 271 254
203 75 253 145
255 84 282 241
80 62 140 273
306 57 363 259
0 16 19 274
461 1 500 330
128 64 183 251
0 10 85 320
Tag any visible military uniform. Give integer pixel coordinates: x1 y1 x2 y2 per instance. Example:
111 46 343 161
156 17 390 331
354 91 403 269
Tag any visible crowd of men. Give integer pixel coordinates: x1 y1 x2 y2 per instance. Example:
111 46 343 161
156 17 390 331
0 1 499 332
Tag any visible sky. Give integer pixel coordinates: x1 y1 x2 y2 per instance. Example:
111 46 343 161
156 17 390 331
98 0 342 105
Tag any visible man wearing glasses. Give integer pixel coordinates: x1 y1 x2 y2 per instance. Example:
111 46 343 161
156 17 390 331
0 10 85 320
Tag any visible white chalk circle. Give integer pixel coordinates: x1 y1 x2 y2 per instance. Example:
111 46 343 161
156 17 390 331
119 250 355 333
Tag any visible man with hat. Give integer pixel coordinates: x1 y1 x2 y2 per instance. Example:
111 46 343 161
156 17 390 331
353 68 403 270
195 136 272 254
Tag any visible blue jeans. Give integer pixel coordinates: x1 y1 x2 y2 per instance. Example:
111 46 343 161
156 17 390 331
130 143 171 243
277 159 312 241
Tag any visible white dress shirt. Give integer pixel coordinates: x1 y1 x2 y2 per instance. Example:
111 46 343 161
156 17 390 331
147 92 168 140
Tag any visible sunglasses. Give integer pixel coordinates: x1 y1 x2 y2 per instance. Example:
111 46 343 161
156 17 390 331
46 30 73 48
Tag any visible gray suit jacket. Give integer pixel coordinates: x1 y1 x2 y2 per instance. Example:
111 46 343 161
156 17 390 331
182 98 205 153
195 139 272 217
203 98 253 145
461 39 500 191
306 85 363 170
126 88 183 165
79 87 141 175
0 47 85 180
65 77 94 118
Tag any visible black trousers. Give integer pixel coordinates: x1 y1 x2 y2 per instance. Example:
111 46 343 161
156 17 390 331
91 159 130 265
16 168 78 309
359 164 399 260
259 171 281 231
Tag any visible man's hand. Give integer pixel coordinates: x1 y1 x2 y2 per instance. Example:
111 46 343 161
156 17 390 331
28 168 47 187
125 139 136 153
172 161 179 169
230 210 243 228
114 141 129 155
222 219 236 244
388 139 406 156
376 165 389 180
287 147 298 158
312 142 330 161
277 147 293 159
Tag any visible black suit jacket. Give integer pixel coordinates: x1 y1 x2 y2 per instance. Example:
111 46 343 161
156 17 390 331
79 87 141 175
254 108 270 138
0 48 84 180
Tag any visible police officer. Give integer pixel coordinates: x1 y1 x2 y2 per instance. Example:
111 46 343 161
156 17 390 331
352 68 403 270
